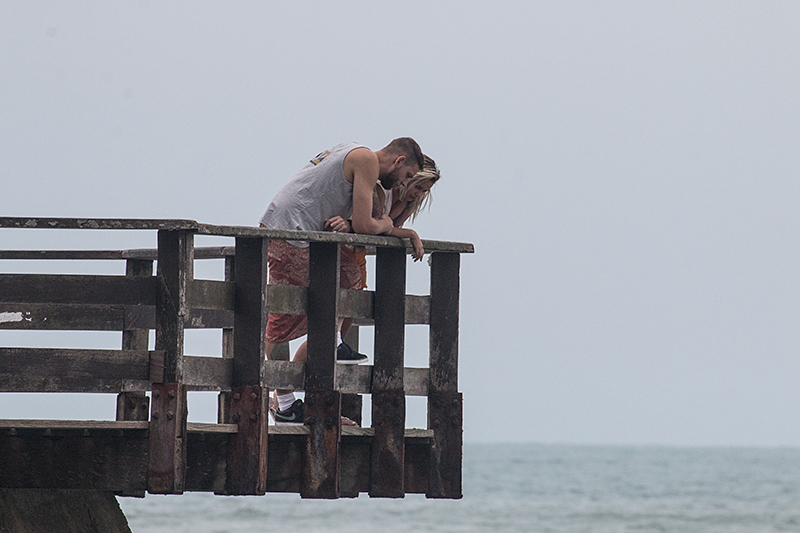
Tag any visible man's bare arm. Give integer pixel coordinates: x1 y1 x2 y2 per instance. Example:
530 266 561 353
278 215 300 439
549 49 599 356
346 149 393 235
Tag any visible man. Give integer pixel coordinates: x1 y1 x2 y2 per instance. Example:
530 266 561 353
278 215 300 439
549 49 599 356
260 138 424 424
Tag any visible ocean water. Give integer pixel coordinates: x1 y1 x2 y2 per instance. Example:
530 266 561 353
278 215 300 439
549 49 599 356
119 443 800 532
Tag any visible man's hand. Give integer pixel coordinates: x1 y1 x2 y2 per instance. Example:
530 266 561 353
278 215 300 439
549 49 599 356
376 213 393 234
324 216 351 233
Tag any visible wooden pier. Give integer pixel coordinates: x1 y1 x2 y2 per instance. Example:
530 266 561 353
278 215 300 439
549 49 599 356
0 218 472 507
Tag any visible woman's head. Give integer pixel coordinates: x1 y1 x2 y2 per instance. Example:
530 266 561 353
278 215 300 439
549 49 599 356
395 155 440 222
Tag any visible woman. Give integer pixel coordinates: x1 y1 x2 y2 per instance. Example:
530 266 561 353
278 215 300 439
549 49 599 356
383 154 440 261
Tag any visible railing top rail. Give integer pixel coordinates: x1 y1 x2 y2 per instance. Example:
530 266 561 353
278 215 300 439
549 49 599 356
0 217 199 231
0 218 474 254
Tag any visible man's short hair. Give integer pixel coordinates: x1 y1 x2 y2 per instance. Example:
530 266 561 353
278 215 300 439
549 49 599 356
384 137 424 170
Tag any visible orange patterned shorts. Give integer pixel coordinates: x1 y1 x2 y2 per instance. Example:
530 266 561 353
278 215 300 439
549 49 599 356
265 239 362 343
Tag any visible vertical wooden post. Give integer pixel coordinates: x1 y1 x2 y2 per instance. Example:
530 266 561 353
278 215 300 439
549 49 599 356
427 252 463 499
148 230 192 494
217 254 235 424
302 241 341 499
117 258 152 498
370 246 406 498
117 259 153 423
223 237 268 495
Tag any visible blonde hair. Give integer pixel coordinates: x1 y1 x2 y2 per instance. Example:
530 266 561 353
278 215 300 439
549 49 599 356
394 155 440 222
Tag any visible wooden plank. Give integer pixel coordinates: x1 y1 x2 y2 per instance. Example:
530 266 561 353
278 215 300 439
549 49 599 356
154 229 192 384
0 348 160 393
183 308 233 329
187 422 238 434
148 383 188 494
427 252 462 499
0 217 199 231
0 274 157 306
262 360 305 391
427 391 463 499
0 250 128 260
148 229 192 494
0 303 231 331
338 288 372 319
0 425 433 494
405 295 430 325
260 361 429 396
196 223 475 253
183 356 231 390
232 237 268 385
124 246 235 261
218 254 235 424
0 428 149 491
371 246 407 498
0 303 125 330
305 242 339 390
0 420 149 430
266 284 307 315
187 279 234 310
224 236 269 495
429 252 460 393
0 246 234 261
117 258 152 499
224 386 268 495
303 241 340 499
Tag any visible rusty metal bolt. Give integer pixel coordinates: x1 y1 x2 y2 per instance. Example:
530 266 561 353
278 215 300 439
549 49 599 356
232 413 240 422
167 411 174 420
452 399 460 407
168 389 176 398
251 392 258 401
152 411 159 419
233 393 241 401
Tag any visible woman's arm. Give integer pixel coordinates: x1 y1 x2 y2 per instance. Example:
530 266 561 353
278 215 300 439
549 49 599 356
387 226 424 261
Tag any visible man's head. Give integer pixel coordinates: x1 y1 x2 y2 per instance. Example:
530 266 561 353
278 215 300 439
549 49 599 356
377 137 424 189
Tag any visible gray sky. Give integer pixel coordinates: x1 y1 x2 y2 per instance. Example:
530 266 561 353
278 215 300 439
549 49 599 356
1 1 798 447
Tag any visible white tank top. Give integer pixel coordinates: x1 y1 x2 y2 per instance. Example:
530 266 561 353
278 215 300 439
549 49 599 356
259 142 367 246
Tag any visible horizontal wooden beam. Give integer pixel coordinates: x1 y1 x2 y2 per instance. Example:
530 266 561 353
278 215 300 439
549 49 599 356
197 223 474 253
0 425 432 495
0 247 236 261
0 274 157 306
183 358 431 396
0 420 149 431
187 280 234 310
0 427 149 491
0 303 233 331
183 356 232 390
0 348 163 393
0 217 199 231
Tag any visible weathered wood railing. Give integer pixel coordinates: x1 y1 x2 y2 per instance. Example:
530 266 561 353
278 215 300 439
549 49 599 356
0 218 472 499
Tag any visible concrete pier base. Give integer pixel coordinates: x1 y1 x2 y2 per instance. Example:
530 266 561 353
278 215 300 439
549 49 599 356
0 489 131 533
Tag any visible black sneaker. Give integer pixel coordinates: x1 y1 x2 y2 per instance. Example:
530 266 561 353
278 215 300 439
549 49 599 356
274 399 304 425
336 342 368 364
